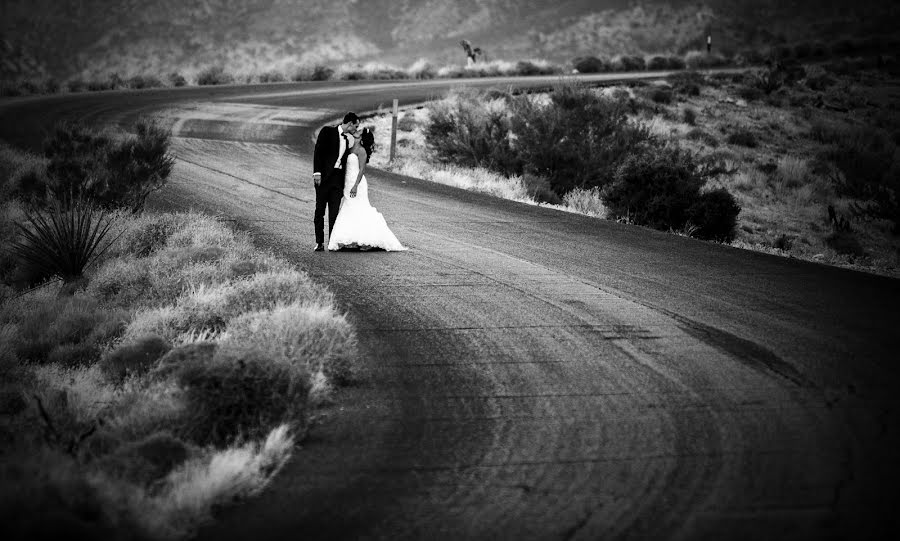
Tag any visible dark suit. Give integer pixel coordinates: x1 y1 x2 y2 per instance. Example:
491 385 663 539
313 125 348 244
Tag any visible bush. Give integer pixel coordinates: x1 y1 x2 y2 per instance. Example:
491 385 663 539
65 79 87 93
683 107 697 125
224 303 356 385
687 188 741 241
4 294 127 364
514 61 559 76
168 72 187 87
572 56 609 74
100 335 171 383
509 82 655 195
601 145 725 234
127 75 163 89
425 89 522 175
667 71 704 96
10 196 118 285
174 346 310 446
736 85 765 101
43 119 174 213
103 119 175 213
825 231 866 257
649 87 673 104
258 71 286 83
685 51 728 70
686 128 719 148
197 66 233 86
611 55 646 72
115 212 192 257
726 129 758 148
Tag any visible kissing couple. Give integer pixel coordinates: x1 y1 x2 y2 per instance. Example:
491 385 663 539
311 112 407 252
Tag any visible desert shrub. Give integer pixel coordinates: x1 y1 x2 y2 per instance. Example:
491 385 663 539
726 129 758 148
223 303 356 385
65 79 87 93
223 270 332 317
167 72 187 87
824 127 896 198
196 66 233 86
102 431 192 485
102 119 175 213
100 335 171 383
509 82 655 195
86 78 114 92
9 196 118 286
805 73 836 91
513 61 558 76
667 71 704 96
174 347 310 446
562 187 606 217
685 51 728 70
825 230 866 257
42 119 174 213
823 127 899 231
310 65 334 81
647 56 670 70
396 114 418 132
258 71 286 83
425 89 522 175
42 121 115 200
114 212 192 258
687 188 741 241
649 87 673 104
572 56 609 74
127 75 162 89
405 59 437 80
736 85 765 102
612 55 646 72
601 145 730 237
521 174 561 204
0 144 50 203
776 156 810 188
3 294 127 365
683 107 697 125
686 128 719 148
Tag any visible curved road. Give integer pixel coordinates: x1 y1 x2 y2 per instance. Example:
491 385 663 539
2 74 898 540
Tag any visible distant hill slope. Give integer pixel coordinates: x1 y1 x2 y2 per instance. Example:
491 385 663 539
0 0 896 81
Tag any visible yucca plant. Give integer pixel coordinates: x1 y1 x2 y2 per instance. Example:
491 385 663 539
10 195 118 285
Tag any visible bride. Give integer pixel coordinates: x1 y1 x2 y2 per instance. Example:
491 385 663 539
328 128 407 252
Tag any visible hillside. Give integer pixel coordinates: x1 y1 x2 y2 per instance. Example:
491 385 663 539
1 0 897 81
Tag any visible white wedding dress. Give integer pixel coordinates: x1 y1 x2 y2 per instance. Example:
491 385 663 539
327 153 407 251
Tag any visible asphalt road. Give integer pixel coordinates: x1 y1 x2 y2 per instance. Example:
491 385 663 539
2 74 898 540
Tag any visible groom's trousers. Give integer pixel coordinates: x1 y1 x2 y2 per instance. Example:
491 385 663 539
314 167 344 244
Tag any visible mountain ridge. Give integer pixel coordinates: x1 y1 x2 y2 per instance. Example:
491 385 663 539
1 0 896 81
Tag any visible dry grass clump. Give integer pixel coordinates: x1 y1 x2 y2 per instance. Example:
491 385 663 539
562 187 607 218
1 293 128 366
172 346 310 446
223 303 357 386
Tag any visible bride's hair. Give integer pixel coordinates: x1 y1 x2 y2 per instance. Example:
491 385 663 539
359 128 375 163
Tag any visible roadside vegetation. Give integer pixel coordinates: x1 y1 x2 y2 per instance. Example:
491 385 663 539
3 30 896 98
0 121 357 538
368 57 900 277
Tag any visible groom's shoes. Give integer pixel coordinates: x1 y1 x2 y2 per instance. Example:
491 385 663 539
314 243 325 252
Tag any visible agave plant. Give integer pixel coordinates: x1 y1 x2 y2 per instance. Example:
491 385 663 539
10 195 118 285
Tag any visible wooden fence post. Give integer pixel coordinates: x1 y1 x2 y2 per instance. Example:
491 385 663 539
390 99 399 162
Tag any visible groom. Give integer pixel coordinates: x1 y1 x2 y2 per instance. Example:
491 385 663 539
312 112 360 251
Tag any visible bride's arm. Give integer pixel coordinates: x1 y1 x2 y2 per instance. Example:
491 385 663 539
349 148 366 196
